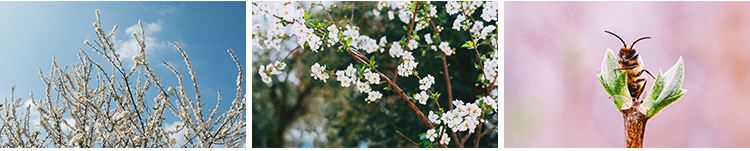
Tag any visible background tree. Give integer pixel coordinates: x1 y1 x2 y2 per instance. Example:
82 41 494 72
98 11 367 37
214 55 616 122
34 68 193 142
252 1 497 148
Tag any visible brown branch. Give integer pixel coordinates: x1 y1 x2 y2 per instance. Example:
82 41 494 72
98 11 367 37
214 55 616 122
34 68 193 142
319 1 339 28
623 106 648 148
392 1 422 84
434 19 461 147
349 2 354 26
319 2 449 148
410 71 441 109
396 130 419 147
478 124 498 138
459 131 473 146
474 109 486 147
458 2 491 96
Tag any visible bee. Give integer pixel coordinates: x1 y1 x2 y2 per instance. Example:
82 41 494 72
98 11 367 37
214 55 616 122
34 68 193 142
605 30 656 105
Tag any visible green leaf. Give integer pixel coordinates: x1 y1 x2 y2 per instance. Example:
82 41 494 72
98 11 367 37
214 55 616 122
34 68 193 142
461 41 474 49
642 57 686 118
478 40 488 46
306 22 314 28
343 38 353 50
598 49 631 109
304 12 314 20
419 138 432 148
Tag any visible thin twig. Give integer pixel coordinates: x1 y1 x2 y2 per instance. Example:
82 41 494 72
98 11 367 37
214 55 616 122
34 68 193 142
396 130 419 147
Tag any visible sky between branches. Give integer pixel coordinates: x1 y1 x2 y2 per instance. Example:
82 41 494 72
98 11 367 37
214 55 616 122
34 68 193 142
0 1 246 145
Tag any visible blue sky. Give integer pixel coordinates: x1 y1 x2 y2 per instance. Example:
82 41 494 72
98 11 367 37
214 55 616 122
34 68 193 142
0 1 245 146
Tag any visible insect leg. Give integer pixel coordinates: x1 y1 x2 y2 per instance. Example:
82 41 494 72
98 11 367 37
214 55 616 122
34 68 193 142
634 79 647 105
643 69 655 80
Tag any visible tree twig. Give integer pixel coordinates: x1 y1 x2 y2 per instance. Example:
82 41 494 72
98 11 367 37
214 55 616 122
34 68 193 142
396 130 419 147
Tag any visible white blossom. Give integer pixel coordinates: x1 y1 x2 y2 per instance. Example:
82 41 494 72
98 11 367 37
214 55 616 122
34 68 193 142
429 110 441 124
311 63 329 83
480 25 496 40
356 80 371 93
414 91 428 105
446 1 460 15
425 33 433 44
389 42 404 58
453 14 466 31
364 71 380 84
407 39 418 50
439 42 453 56
366 91 382 103
419 74 436 91
426 128 438 142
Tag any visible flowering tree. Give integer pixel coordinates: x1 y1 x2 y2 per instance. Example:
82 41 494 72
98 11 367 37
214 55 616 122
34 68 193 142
253 1 497 148
0 10 246 148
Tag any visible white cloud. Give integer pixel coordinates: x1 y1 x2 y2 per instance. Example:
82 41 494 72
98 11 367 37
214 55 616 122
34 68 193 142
158 5 177 16
62 118 75 132
23 99 41 131
114 20 173 67
165 121 187 147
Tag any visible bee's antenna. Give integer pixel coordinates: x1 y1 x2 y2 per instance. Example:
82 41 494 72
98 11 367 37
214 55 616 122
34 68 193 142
631 37 652 49
605 30 627 48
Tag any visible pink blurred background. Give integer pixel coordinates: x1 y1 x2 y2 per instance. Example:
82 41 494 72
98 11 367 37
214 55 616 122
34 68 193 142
505 1 750 147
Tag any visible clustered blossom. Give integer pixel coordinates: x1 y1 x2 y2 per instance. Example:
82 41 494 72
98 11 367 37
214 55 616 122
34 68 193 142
428 110 441 124
327 24 340 46
335 64 357 87
336 70 352 87
479 25 496 40
262 38 283 51
333 64 383 103
341 25 380 54
470 21 484 36
439 42 454 56
397 51 418 77
424 125 449 145
389 42 404 58
426 3 438 18
482 53 499 82
356 80 371 93
364 70 381 84
446 1 460 15
419 74 436 90
255 1 304 21
439 99 482 134
259 61 287 85
291 22 322 52
394 1 415 24
477 96 498 112
254 1 312 53
366 91 383 103
310 63 329 83
452 14 467 31
481 2 498 22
